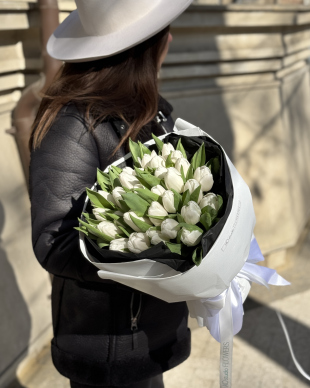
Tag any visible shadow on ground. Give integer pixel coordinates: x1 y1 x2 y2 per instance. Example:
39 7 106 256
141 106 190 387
239 297 310 386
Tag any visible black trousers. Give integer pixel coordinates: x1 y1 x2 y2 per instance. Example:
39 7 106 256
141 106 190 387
70 374 164 388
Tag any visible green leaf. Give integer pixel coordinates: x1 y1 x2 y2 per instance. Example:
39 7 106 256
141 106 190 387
176 228 182 244
171 189 182 213
134 168 162 188
178 223 204 234
186 165 194 180
78 218 113 242
182 189 191 207
97 238 110 249
190 185 201 204
192 247 203 266
217 195 223 213
177 213 185 224
147 214 167 221
152 133 164 152
130 214 152 233
117 225 131 237
200 212 212 231
97 168 111 184
207 156 220 177
180 165 186 184
121 192 149 217
111 165 122 174
134 188 160 204
86 188 115 210
118 199 130 212
167 214 178 219
104 212 122 221
139 141 152 156
160 179 167 190
201 205 218 221
129 138 141 165
191 144 206 170
165 152 174 168
166 242 182 255
176 139 187 159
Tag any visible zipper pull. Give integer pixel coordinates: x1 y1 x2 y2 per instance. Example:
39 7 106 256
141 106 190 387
131 317 138 332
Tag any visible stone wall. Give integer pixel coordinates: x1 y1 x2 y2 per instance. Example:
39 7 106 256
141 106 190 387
1 1 310 386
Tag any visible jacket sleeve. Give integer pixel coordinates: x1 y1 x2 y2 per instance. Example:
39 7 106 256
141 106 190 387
29 110 113 283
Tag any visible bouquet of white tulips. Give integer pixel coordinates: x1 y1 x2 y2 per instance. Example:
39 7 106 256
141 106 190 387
76 121 232 272
77 119 290 388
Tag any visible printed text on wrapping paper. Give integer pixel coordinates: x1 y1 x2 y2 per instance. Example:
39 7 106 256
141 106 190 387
222 342 230 386
221 201 241 251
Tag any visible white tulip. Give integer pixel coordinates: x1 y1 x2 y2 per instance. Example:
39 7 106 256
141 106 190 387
98 190 116 205
170 150 184 164
199 193 220 211
151 185 166 196
92 207 109 221
97 221 122 239
162 190 176 213
181 228 203 247
181 201 201 225
109 238 129 252
164 167 184 193
146 229 170 245
146 154 165 169
112 186 126 207
194 166 214 192
154 166 168 179
161 219 180 239
122 167 136 175
175 158 190 176
123 211 152 232
147 201 168 226
138 153 153 169
183 179 203 202
119 172 140 189
128 233 151 254
162 143 175 160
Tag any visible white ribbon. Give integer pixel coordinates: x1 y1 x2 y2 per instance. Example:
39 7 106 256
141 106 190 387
187 236 291 388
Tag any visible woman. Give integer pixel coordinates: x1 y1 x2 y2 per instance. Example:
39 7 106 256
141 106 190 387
29 1 193 387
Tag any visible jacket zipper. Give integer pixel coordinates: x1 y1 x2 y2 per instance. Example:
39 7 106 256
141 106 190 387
130 292 142 350
155 111 168 134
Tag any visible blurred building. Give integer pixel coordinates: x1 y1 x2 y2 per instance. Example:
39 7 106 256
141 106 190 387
0 0 310 386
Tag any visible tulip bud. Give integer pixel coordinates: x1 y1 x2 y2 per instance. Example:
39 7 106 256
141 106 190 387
180 228 203 247
123 167 136 175
146 153 165 169
170 150 184 164
112 186 126 207
161 219 179 239
98 190 116 205
146 229 170 245
151 185 166 196
183 179 203 202
119 172 140 189
92 207 109 221
194 166 214 192
175 157 190 176
162 143 175 160
128 233 151 254
154 166 168 179
138 153 153 168
97 221 122 239
199 193 220 211
162 190 176 213
123 211 152 232
147 201 168 226
181 201 201 225
109 238 129 252
164 167 184 193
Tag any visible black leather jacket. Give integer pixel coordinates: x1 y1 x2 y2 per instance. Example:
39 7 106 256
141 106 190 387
29 97 190 387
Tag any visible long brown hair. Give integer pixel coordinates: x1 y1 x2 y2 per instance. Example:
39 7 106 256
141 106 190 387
30 26 170 152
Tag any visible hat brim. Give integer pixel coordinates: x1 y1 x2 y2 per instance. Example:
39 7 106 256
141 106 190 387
47 1 193 62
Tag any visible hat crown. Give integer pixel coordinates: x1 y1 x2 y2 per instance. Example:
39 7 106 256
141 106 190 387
75 0 160 37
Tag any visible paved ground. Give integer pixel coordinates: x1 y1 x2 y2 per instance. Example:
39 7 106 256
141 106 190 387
7 226 310 388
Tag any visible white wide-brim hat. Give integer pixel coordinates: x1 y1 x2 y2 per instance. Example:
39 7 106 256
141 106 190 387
47 0 193 63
